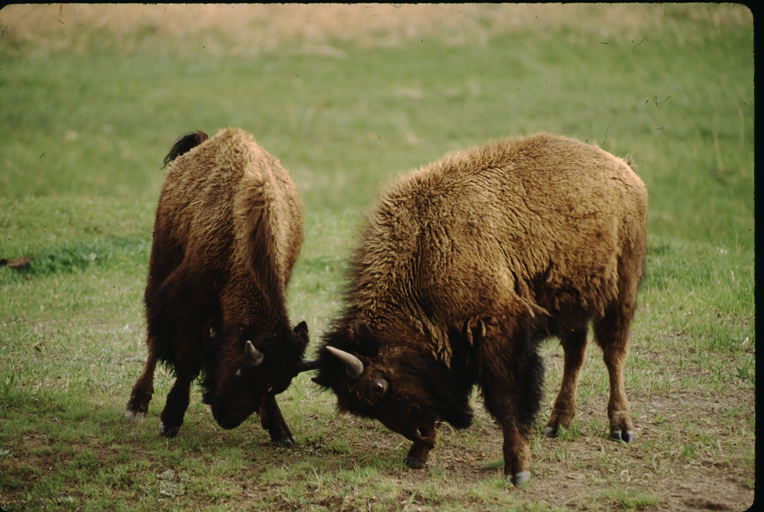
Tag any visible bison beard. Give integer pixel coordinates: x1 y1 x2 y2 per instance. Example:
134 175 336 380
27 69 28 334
313 133 648 486
124 128 309 444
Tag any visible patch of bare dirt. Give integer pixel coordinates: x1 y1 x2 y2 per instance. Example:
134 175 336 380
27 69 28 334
1 386 754 511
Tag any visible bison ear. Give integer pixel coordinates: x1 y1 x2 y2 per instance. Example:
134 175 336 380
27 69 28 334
293 321 309 342
237 309 248 334
352 319 381 357
353 319 375 340
246 340 265 366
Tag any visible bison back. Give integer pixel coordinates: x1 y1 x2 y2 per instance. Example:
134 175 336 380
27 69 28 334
146 128 304 331
352 133 647 358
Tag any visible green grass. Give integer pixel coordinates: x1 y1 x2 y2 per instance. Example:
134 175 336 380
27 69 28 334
1 16 754 248
600 488 660 510
0 5 754 512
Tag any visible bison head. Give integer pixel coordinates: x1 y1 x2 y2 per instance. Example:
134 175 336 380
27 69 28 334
204 320 309 430
312 319 473 444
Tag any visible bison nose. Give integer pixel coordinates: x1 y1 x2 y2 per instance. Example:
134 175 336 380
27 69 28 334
216 415 242 430
211 406 243 430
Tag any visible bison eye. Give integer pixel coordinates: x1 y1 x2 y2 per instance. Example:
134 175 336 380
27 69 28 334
372 377 388 397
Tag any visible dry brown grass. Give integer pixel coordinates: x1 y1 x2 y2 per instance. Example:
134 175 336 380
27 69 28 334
1 3 753 54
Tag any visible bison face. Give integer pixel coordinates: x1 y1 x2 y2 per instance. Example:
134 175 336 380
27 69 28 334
207 321 309 430
313 320 473 443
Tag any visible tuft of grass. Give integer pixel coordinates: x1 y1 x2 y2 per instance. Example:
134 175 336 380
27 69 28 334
600 488 660 510
483 458 505 470
328 439 350 454
2 236 150 281
553 423 582 442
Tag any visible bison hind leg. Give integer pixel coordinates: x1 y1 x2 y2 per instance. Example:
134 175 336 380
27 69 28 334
544 327 589 438
125 344 158 423
593 301 637 443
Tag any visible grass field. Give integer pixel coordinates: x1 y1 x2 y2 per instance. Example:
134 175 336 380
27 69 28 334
0 4 755 511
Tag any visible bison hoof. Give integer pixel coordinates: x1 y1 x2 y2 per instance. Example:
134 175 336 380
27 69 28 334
280 436 296 448
124 410 145 423
506 471 531 487
506 471 531 486
543 426 557 438
403 456 427 470
610 430 635 443
269 429 296 447
159 421 180 438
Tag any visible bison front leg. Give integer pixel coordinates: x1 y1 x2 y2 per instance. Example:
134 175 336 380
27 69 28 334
158 374 193 438
479 328 544 486
125 341 158 422
486 397 533 485
403 424 439 469
500 419 532 485
545 327 588 437
259 395 296 447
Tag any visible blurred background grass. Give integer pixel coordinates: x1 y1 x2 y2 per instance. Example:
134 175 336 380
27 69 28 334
0 3 754 248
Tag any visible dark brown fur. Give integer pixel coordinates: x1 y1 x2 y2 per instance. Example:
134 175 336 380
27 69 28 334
162 130 209 168
314 133 648 484
125 128 309 443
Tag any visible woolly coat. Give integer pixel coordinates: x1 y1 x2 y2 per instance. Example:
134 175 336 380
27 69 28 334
147 127 304 347
346 133 648 367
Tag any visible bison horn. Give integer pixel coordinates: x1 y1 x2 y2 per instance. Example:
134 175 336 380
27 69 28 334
326 346 364 379
297 359 319 373
245 341 264 367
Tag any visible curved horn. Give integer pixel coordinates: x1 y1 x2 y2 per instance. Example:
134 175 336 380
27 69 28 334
326 346 364 379
297 359 319 373
246 341 264 367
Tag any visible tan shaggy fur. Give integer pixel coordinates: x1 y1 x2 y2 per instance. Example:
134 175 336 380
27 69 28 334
353 133 647 367
152 127 303 328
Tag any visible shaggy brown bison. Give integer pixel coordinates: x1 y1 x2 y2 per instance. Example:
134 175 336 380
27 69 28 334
312 133 648 485
125 128 309 444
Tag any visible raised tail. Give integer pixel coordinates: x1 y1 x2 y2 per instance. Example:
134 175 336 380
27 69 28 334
162 130 209 169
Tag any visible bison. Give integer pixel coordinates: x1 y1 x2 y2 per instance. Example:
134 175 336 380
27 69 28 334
125 128 309 445
312 133 648 485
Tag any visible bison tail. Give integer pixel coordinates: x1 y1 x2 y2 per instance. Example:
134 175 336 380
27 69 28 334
235 173 290 322
161 130 209 169
624 154 637 172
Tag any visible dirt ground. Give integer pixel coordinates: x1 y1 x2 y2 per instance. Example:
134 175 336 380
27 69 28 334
311 362 755 511
465 394 754 511
8 380 754 511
